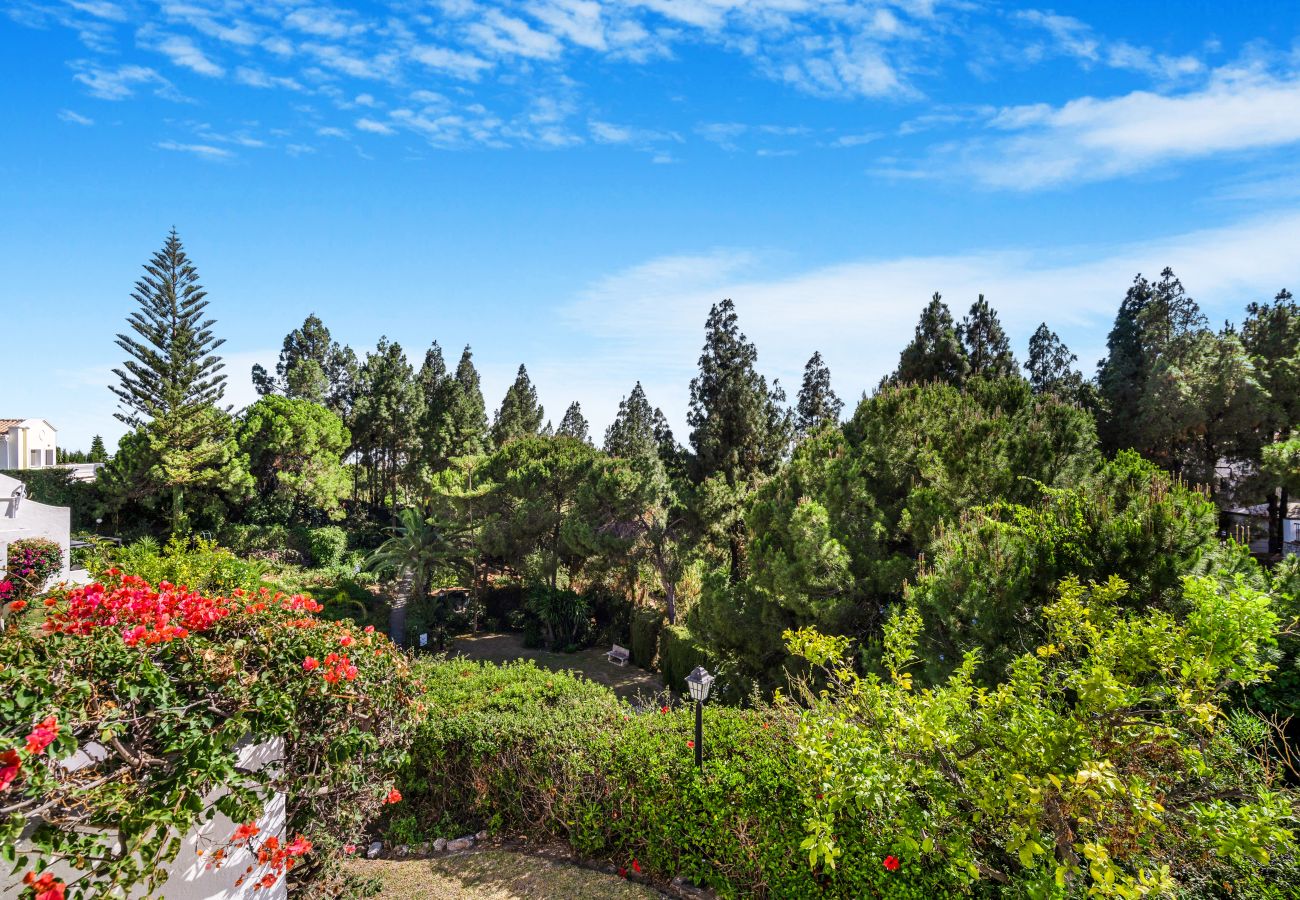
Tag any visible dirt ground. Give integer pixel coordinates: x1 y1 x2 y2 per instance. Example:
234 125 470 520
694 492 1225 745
448 632 664 703
345 848 670 899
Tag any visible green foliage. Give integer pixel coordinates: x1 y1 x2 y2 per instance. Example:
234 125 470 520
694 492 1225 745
907 450 1227 681
0 576 419 898
85 535 268 595
491 363 545 448
795 351 842 437
658 624 708 696
556 401 589 443
893 292 969 386
787 576 1296 897
251 313 358 420
959 294 1017 379
351 337 421 512
522 585 593 651
306 525 348 567
6 468 99 530
629 608 664 668
1025 323 1090 405
236 395 351 524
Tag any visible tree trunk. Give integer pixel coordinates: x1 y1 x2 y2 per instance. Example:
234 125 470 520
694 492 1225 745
1269 489 1282 557
171 484 185 535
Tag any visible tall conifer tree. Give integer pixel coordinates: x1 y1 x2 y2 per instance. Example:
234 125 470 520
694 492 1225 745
491 364 545 447
438 346 489 458
796 351 843 436
960 295 1017 378
557 401 590 443
894 293 970 386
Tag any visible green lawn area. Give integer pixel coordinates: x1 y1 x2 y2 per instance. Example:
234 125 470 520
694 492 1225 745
346 848 669 899
448 632 663 703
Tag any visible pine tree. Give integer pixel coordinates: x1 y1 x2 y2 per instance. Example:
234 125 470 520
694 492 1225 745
110 229 227 426
491 364 544 447
1242 288 1300 552
605 382 660 460
88 435 108 462
688 299 791 580
894 293 970 386
796 351 843 436
438 346 489 459
252 314 357 420
351 338 420 510
960 295 1017 378
415 341 455 471
1025 324 1084 397
557 401 589 443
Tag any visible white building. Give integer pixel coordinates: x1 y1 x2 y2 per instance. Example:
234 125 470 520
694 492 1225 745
0 471 71 581
0 418 59 470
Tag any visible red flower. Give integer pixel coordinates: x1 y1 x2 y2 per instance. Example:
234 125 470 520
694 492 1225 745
232 823 260 843
22 872 66 900
343 844 356 855
303 657 320 671
660 705 669 714
631 859 641 874
6 599 27 613
339 634 354 647
286 836 312 857
364 625 375 633
0 749 21 792
686 740 695 749
25 716 59 755
259 872 277 889
618 867 627 878
883 855 900 872
384 788 402 804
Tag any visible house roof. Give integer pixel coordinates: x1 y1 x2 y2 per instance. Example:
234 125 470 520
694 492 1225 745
0 418 56 436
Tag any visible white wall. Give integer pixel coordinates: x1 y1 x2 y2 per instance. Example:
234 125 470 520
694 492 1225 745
0 472 71 581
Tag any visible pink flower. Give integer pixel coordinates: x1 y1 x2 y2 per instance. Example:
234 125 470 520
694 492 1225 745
24 716 58 755
339 634 354 647
303 657 320 671
343 844 356 855
0 749 20 792
686 740 694 749
363 625 375 633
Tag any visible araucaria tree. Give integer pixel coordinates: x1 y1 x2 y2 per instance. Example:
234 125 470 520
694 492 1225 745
795 351 842 437
108 229 249 532
894 293 970 385
491 364 545 448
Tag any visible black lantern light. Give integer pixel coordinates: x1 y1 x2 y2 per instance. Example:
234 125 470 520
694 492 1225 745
685 666 714 767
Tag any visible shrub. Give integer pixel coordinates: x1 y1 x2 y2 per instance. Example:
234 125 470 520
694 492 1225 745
306 526 348 568
83 536 267 595
0 573 419 899
522 585 592 651
658 624 708 695
629 608 664 668
3 539 63 600
218 523 305 563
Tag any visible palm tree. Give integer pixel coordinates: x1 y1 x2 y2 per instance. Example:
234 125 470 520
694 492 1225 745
365 506 472 646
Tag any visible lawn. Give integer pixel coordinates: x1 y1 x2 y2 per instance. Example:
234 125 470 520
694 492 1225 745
448 632 664 703
346 848 670 899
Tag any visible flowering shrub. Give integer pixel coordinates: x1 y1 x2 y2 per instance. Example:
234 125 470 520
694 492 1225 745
0 571 420 899
3 539 62 600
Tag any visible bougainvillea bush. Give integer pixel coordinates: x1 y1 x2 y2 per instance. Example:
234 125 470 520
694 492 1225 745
0 571 421 899
3 539 63 601
400 577 1299 899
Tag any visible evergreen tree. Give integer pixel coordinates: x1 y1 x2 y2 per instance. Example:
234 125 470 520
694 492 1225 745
491 364 544 447
960 295 1017 378
108 230 249 531
351 338 420 511
894 293 970 385
437 346 489 459
110 229 227 426
415 341 456 472
605 382 660 461
88 435 108 462
796 351 843 436
557 401 590 443
1025 324 1086 399
252 314 357 421
688 299 791 580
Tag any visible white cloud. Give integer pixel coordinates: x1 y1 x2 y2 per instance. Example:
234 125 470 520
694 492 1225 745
157 139 234 159
146 32 225 77
73 63 176 100
922 65 1300 190
58 109 95 125
1017 10 1204 81
411 44 493 80
283 6 364 40
559 211 1300 435
355 116 395 135
466 11 564 60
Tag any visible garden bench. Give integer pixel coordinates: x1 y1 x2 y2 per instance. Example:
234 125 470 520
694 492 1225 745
606 644 630 666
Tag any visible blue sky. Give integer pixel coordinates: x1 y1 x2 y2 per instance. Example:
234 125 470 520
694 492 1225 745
3 0 1300 451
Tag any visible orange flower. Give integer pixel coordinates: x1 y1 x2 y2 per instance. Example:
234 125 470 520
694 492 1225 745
6 600 27 613
384 788 402 804
22 871 66 900
303 657 320 671
25 716 58 755
232 823 260 843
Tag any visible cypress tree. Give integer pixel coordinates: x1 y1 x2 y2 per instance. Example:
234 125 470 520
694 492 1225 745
796 351 843 436
960 295 1017 378
439 346 489 458
491 364 545 447
110 228 227 426
557 401 590 443
895 293 970 386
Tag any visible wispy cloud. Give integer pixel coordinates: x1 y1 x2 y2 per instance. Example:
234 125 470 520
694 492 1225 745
156 139 233 159
355 117 395 135
58 109 95 126
72 62 179 100
142 30 225 77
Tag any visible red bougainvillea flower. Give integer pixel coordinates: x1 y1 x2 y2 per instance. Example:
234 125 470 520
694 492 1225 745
618 867 627 878
25 716 59 755
363 625 375 633
384 788 402 804
6 599 27 613
303 657 320 671
258 872 277 889
232 823 260 843
343 844 356 855
286 836 312 857
686 740 695 749
660 706 669 714
631 859 641 874
0 748 21 792
22 871 67 900
883 855 900 872
339 634 354 647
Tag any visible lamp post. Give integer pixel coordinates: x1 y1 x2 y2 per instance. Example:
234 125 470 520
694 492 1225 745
685 666 714 768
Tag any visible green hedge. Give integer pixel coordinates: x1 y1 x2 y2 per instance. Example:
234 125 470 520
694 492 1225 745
629 608 664 668
658 624 708 696
400 659 955 898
